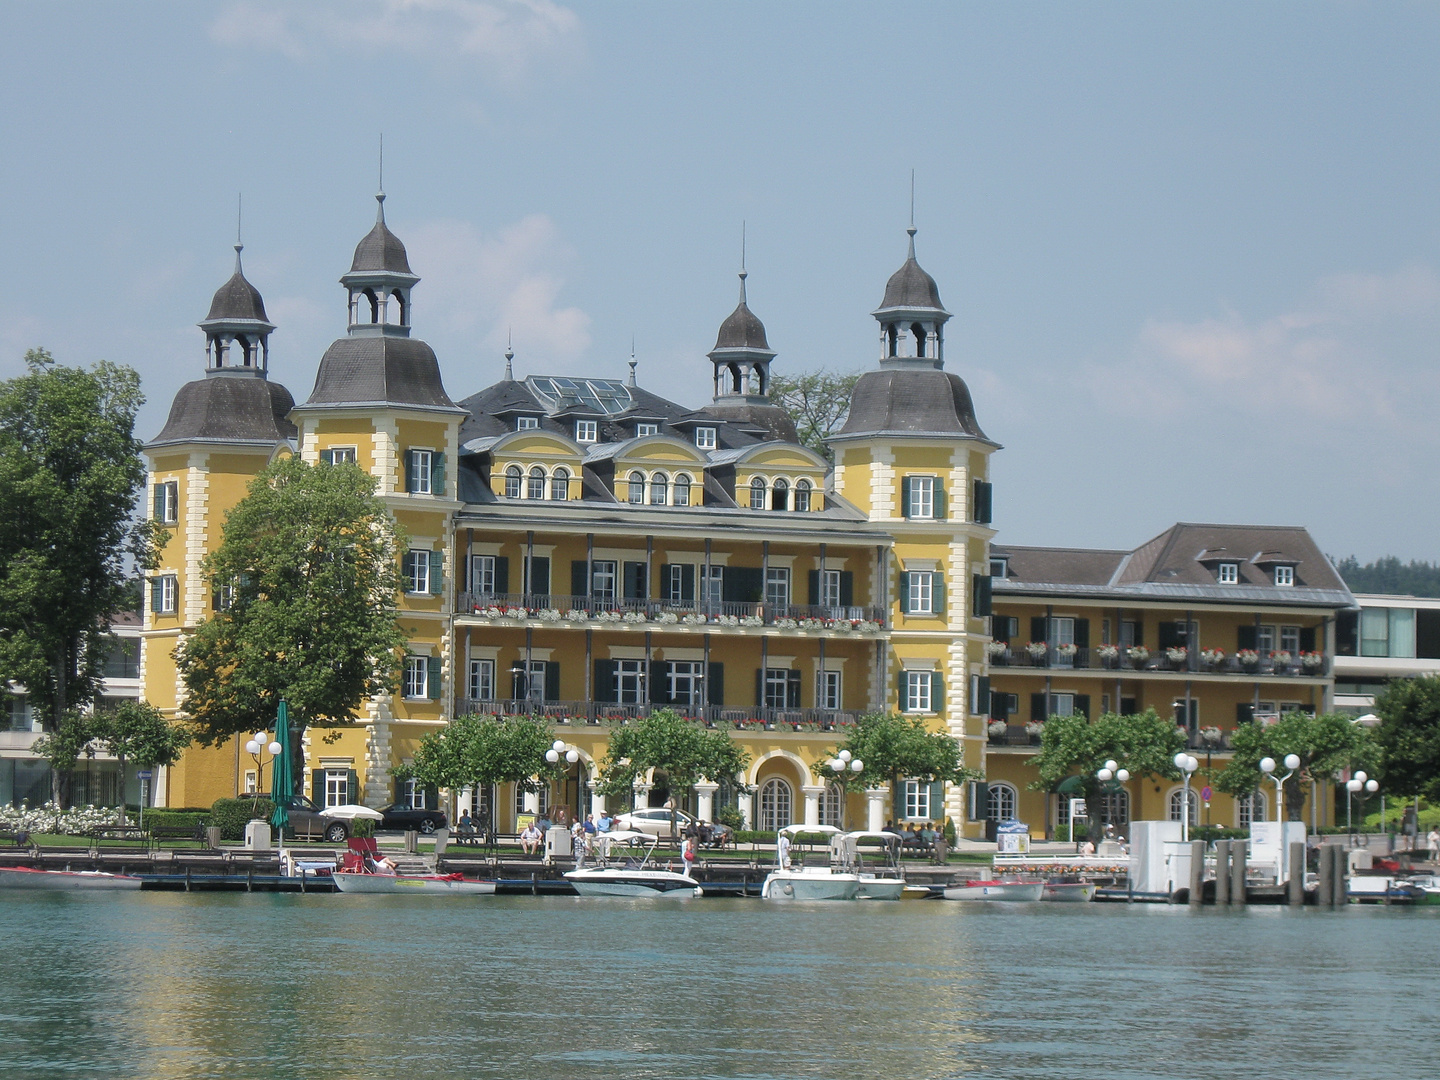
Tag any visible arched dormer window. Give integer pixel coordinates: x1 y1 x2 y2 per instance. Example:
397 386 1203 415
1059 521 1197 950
749 476 767 510
794 478 812 512
628 471 645 505
505 465 522 499
650 472 668 506
673 473 692 507
771 477 789 512
550 467 570 501
527 467 546 500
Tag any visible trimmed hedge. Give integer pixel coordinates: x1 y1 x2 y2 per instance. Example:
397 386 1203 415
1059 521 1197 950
137 809 209 829
210 797 275 841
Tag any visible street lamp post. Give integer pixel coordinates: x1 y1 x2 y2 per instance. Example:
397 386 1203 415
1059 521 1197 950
244 731 283 803
1173 752 1199 843
1094 760 1130 845
1260 753 1302 884
544 737 581 822
826 750 864 829
1347 773 1378 833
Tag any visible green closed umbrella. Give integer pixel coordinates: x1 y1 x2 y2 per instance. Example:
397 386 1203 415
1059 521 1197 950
270 700 292 835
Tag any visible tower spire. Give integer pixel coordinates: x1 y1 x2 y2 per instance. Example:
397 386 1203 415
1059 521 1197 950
376 133 386 223
739 221 747 304
628 335 637 386
234 193 244 272
504 327 514 379
908 170 917 258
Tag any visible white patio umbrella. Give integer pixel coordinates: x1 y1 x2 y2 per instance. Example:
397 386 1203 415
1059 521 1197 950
320 804 385 821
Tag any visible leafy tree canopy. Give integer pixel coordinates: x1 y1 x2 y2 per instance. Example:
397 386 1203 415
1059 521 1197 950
819 711 978 790
1216 711 1375 820
1334 555 1440 597
595 709 750 798
768 370 861 461
403 713 562 794
175 457 407 746
0 349 159 727
1371 676 1440 801
94 699 191 770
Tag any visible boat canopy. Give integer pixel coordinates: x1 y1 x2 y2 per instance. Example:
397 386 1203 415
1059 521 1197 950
778 824 845 837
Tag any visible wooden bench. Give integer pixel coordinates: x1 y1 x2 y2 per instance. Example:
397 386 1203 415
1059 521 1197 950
89 825 149 848
148 823 205 847
0 830 32 850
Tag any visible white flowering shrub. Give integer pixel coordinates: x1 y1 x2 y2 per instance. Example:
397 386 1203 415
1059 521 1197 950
0 801 121 835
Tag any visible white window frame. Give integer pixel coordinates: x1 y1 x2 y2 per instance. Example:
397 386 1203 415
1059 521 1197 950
1257 624 1276 653
758 778 793 832
818 782 843 827
516 417 539 430
820 569 842 608
1274 565 1295 587
907 475 935 519
516 660 546 702
504 466 522 498
155 480 179 524
664 564 689 603
667 661 705 707
405 550 430 595
700 565 723 603
986 782 1018 822
628 472 645 505
905 571 934 615
550 468 570 501
526 467 546 500
402 656 429 700
616 659 647 705
673 473 691 507
1050 692 1075 717
694 427 716 450
1168 788 1199 826
1237 790 1266 829
763 668 792 709
590 560 617 603
903 780 931 821
649 472 668 506
468 658 494 702
1218 562 1239 584
635 423 659 437
904 670 932 713
154 574 178 614
794 479 811 512
408 449 433 495
574 420 597 443
324 769 349 809
749 477 766 510
323 446 357 465
818 669 842 710
470 555 496 596
405 778 427 810
764 567 791 609
990 556 1008 579
1280 625 1301 656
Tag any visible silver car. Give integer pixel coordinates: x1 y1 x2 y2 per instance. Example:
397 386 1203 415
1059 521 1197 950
612 808 732 847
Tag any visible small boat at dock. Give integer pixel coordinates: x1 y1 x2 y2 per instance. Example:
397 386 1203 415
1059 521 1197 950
1040 881 1097 902
333 871 496 895
564 831 701 897
943 879 1044 902
0 866 142 891
761 825 861 901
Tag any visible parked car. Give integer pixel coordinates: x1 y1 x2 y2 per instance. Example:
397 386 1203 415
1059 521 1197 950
379 803 448 835
271 794 350 843
613 808 733 848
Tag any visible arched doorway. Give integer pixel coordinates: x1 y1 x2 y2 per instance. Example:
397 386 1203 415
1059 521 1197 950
758 777 794 831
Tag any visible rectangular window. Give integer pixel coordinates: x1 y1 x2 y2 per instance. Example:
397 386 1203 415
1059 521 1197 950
990 557 1008 579
1274 565 1294 587
667 661 705 707
514 660 546 702
904 670 933 713
405 778 427 810
470 555 496 596
1051 692 1075 717
617 659 647 705
1280 625 1301 656
764 567 791 609
320 447 357 465
665 564 691 604
575 420 597 443
695 427 716 450
1120 620 1141 648
153 480 179 524
590 561 617 603
213 580 236 611
405 550 430 594
818 669 842 710
1257 625 1276 654
700 564 723 603
636 423 658 437
903 780 930 821
1218 562 1238 584
103 639 140 680
763 668 795 709
151 575 178 615
1360 608 1388 657
905 571 934 615
407 449 433 494
7 695 32 732
403 656 429 699
907 476 935 519
1388 608 1416 659
820 569 842 608
243 770 257 794
516 417 539 430
324 770 349 808
468 658 494 702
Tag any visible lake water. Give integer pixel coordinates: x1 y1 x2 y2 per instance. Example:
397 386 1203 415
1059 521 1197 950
0 892 1435 1079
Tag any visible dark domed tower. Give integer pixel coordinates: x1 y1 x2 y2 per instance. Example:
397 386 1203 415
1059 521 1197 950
704 268 799 443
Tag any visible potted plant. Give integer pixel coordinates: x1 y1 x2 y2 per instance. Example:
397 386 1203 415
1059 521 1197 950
1199 725 1222 746
1300 650 1325 671
1200 647 1226 670
1095 644 1119 668
987 720 1008 738
987 640 1009 662
1024 721 1045 740
1025 640 1048 664
1270 649 1293 671
1236 648 1259 671
1165 645 1188 668
1127 646 1151 669
1054 642 1078 662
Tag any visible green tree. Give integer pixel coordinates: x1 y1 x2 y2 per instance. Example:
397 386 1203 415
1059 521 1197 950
92 700 192 824
820 711 979 815
1217 711 1375 820
1372 676 1440 800
0 349 160 736
175 457 407 753
768 370 861 460
403 713 561 837
1029 710 1184 843
595 709 750 832
31 710 101 810
1334 555 1440 598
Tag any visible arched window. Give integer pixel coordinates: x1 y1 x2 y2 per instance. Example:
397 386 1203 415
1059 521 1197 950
673 473 691 507
527 467 546 500
363 288 379 323
986 782 1018 822
887 324 898 357
1168 788 1199 826
728 363 742 394
628 471 645 505
649 472 668 506
818 782 843 827
505 465 522 499
233 335 251 367
749 476 767 510
911 322 927 358
758 777 794 831
1100 789 1131 826
771 477 789 511
391 289 407 326
550 467 570 502
794 479 811 512
1237 790 1266 829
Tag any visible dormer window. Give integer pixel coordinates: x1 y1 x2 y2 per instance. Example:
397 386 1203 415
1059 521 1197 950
1274 565 1295 587
794 479 812 512
636 423 658 437
990 556 1008 580
575 420 597 443
516 417 539 431
1218 562 1239 585
695 427 716 450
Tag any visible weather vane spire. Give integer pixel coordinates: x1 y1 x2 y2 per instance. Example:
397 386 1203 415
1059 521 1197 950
738 220 748 303
234 192 244 272
628 335 637 386
504 327 514 379
376 133 386 223
907 169 917 256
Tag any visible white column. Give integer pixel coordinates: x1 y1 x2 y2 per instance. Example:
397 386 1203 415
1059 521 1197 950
459 786 473 815
802 785 825 827
522 787 539 815
737 789 755 829
694 780 719 822
590 789 607 820
632 780 651 812
866 786 890 832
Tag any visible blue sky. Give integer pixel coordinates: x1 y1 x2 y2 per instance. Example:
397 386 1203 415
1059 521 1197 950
2 2 1438 559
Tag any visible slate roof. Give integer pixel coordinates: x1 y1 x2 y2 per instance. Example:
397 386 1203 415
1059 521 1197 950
147 375 297 448
833 368 989 442
713 299 771 352
877 229 945 312
300 336 461 411
204 267 269 324
350 219 412 275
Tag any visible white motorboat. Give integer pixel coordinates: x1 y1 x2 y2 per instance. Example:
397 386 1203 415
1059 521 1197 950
0 866 142 891
841 830 905 901
943 879 1045 902
564 831 702 898
333 871 496 895
1040 881 1097 902
761 825 861 901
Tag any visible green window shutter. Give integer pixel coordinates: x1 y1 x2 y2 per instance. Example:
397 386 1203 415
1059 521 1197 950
429 550 444 595
977 675 991 715
346 769 359 805
571 561 588 598
787 670 802 708
1031 692 1047 722
1030 616 1047 643
707 663 724 706
425 786 439 812
840 571 854 607
1237 624 1256 651
973 480 992 524
311 769 324 805
1074 694 1090 720
623 562 647 600
972 574 992 617
659 564 673 600
928 780 944 819
680 564 695 603
900 476 912 518
544 662 560 702
401 548 412 587
1236 702 1254 725
1074 618 1089 648
932 575 946 616
900 572 912 614
320 449 334 466
593 660 618 704
933 481 947 520
930 673 943 712
404 450 415 493
807 570 820 606
493 557 509 595
897 670 908 708
526 556 550 596
969 781 989 821
431 452 445 496
649 661 669 704
152 485 163 521
1299 627 1316 651
427 656 442 700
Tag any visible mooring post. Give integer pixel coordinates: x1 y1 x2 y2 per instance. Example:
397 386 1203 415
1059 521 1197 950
1317 843 1333 907
1214 840 1231 906
1188 840 1204 907
1230 840 1247 907
1334 844 1349 907
1288 842 1304 907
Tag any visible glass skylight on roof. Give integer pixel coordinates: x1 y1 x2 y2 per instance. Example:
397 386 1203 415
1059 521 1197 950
527 376 633 415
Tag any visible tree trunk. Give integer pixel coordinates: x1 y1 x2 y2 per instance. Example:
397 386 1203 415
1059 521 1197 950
1286 774 1307 822
1084 783 1105 847
51 649 70 810
116 753 127 826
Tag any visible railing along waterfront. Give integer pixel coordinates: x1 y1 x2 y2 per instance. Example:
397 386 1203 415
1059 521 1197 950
986 646 1329 677
455 698 864 731
457 592 886 631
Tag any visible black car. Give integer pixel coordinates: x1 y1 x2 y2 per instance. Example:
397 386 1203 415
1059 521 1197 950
271 794 351 843
379 803 448 835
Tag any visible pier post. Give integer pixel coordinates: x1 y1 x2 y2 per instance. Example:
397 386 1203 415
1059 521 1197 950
1287 842 1304 907
1214 840 1230 906
1333 845 1349 907
1317 843 1333 907
1229 840 1247 907
1188 840 1204 907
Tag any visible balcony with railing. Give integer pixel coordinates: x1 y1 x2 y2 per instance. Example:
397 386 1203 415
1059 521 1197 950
986 720 1239 752
986 644 1330 678
456 592 886 634
455 698 865 731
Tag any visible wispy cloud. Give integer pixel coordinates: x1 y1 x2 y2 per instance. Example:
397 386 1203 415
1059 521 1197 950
406 214 591 366
210 0 581 80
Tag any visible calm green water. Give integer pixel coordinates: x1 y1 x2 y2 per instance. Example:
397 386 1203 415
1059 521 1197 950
0 892 1434 1079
